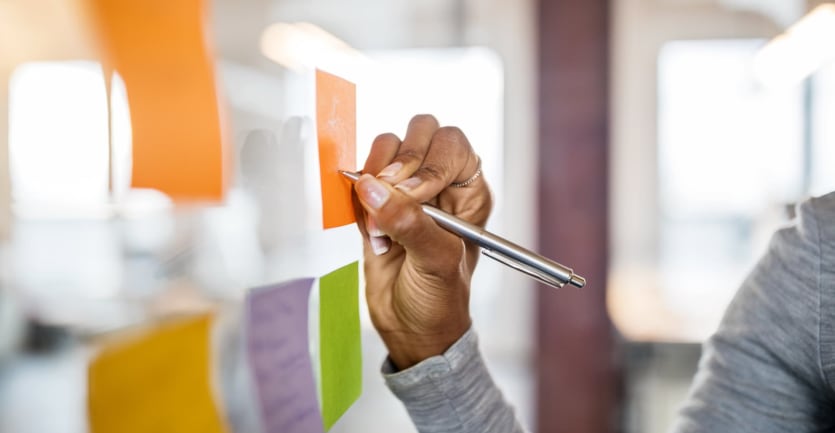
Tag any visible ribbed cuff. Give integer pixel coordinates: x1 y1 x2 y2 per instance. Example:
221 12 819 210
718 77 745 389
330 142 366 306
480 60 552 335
382 327 479 386
381 328 526 433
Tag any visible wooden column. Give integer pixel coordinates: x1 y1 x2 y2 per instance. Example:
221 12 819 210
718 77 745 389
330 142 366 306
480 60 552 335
536 0 620 432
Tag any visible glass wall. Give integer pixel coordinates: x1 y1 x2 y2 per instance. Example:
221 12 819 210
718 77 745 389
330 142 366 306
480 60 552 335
656 39 803 337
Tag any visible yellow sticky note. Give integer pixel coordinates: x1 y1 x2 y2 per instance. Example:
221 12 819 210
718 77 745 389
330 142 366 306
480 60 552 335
88 314 227 433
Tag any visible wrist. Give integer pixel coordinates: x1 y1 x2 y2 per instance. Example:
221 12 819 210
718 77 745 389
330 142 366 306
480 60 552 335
381 320 471 370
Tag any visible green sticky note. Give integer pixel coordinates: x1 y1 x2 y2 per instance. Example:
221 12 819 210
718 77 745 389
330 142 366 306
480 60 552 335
319 261 362 430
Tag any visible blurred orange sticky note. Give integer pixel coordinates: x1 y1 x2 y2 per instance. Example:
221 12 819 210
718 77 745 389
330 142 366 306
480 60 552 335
316 69 356 229
88 314 227 433
86 0 226 201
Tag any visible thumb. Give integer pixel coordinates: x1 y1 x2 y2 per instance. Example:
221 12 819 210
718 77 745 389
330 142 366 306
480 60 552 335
354 174 463 269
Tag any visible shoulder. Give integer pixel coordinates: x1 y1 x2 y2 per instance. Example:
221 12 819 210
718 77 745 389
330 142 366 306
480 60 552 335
798 192 835 245
759 193 827 283
706 193 825 385
804 190 835 213
672 193 835 432
803 192 835 392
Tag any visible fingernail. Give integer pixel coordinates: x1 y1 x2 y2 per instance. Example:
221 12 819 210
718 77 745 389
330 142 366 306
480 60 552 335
358 175 390 209
394 177 422 193
366 216 385 237
377 162 403 179
370 236 390 256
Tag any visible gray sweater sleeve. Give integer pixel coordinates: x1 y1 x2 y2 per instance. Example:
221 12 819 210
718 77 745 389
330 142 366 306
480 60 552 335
672 196 835 432
382 328 527 433
383 193 835 432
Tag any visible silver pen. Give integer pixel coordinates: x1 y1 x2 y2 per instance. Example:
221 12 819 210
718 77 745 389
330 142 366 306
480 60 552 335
340 170 586 289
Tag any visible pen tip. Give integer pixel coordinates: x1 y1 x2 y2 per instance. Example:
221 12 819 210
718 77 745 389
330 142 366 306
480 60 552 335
339 170 361 182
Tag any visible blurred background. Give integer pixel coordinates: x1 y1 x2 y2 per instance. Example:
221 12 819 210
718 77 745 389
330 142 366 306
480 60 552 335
1 0 834 432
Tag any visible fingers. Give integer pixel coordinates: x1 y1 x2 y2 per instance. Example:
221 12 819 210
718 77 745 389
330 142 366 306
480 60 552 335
354 174 463 269
351 191 392 256
393 126 479 204
356 115 491 248
360 133 401 252
372 115 483 205
376 114 440 184
363 133 401 175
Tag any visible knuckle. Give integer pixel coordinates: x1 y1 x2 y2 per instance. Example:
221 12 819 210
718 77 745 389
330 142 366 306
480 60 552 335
409 114 440 128
415 163 446 183
433 126 467 146
429 240 466 278
475 192 494 226
394 148 424 165
389 205 421 237
433 127 473 158
372 132 400 148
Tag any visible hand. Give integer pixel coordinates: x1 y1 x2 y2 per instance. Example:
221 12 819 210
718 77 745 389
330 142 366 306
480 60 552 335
351 114 492 370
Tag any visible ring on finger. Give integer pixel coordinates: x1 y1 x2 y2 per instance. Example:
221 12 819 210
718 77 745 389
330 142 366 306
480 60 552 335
450 156 482 188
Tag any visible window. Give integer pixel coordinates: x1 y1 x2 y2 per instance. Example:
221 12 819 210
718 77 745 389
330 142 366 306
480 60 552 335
810 61 835 196
656 39 804 332
9 62 111 216
609 39 806 342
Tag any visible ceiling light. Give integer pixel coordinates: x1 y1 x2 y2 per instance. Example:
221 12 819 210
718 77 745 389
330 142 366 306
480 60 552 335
754 4 835 88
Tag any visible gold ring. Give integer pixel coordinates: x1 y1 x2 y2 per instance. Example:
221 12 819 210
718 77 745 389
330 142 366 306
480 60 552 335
451 156 482 188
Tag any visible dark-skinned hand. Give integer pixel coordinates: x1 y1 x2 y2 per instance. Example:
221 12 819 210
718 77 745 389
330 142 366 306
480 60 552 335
351 114 492 370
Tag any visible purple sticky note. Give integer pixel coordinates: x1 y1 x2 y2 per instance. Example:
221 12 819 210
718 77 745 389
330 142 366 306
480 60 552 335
246 278 323 433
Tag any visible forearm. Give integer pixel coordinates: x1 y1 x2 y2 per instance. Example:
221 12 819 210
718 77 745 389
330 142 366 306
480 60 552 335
382 328 527 433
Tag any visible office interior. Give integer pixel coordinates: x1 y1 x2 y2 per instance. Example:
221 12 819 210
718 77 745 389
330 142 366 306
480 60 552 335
1 0 834 432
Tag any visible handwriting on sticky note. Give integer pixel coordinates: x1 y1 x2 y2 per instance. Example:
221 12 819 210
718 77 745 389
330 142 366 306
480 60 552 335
319 261 362 430
87 314 226 433
86 0 226 201
316 69 356 229
246 278 323 433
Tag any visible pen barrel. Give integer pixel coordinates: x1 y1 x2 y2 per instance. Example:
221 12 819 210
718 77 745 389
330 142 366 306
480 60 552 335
479 231 575 284
338 170 585 288
421 205 581 288
421 205 485 243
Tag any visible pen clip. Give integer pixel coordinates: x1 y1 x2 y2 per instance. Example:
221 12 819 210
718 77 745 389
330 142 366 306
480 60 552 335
481 248 566 289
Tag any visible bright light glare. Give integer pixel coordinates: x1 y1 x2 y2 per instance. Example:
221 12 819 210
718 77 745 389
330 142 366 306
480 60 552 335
260 22 366 72
110 71 133 201
660 39 803 217
754 4 835 88
9 61 109 215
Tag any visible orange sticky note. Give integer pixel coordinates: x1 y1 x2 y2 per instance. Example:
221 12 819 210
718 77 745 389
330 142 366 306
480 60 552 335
316 69 356 229
86 0 226 201
88 315 227 433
